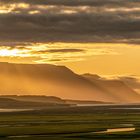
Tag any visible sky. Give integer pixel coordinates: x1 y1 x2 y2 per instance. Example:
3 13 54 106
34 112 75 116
0 0 140 75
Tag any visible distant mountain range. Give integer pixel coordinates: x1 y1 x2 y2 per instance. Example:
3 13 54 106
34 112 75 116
0 96 68 109
0 95 110 109
0 62 140 103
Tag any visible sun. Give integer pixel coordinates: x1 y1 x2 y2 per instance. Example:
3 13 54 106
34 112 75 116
0 49 20 57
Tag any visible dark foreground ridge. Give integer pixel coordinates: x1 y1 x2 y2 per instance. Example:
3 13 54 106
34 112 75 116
0 95 111 109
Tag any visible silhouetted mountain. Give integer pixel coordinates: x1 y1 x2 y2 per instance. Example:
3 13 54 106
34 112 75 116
2 95 66 104
0 95 109 109
83 74 140 103
0 97 69 109
0 62 140 103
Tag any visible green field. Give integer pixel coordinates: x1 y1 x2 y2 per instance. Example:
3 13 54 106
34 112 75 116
0 106 140 140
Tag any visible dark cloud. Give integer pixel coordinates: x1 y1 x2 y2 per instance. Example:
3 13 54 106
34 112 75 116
0 0 139 44
48 58 67 62
0 0 139 7
36 49 84 53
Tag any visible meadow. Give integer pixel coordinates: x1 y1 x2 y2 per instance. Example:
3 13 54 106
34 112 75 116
0 105 139 140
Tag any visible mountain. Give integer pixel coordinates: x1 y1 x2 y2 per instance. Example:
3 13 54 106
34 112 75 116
0 95 109 109
83 74 140 103
2 95 66 104
0 62 140 103
0 97 69 109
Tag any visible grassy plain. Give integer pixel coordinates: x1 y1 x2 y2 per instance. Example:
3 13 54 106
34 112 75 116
0 105 139 140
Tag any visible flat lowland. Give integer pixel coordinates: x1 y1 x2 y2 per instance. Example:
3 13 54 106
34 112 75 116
0 105 140 140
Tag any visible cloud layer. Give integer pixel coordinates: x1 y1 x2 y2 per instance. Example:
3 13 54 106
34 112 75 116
0 0 139 65
0 0 139 44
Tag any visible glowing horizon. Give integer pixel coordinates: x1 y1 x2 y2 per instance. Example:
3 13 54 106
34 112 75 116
0 42 139 76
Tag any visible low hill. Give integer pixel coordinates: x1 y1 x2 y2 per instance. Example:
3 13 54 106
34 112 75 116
2 95 66 104
0 97 69 109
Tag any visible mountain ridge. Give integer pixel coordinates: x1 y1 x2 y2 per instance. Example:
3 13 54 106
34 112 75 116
0 62 140 103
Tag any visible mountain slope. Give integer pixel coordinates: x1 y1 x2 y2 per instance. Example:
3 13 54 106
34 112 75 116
2 95 66 104
0 62 140 103
1 95 110 108
83 74 140 103
0 97 69 109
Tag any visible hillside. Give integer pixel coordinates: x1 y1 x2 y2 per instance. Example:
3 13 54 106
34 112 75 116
0 62 140 103
0 97 69 109
83 74 140 103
